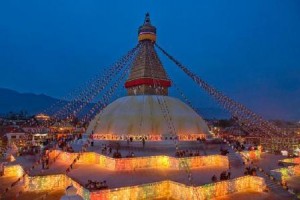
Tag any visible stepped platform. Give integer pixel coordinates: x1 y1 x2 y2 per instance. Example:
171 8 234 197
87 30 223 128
2 141 298 199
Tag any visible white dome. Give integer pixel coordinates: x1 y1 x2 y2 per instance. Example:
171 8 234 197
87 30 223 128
87 95 211 140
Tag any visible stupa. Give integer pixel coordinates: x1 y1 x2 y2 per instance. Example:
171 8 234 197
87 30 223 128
87 13 211 142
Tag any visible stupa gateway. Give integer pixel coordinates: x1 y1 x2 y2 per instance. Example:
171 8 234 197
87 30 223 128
87 13 211 141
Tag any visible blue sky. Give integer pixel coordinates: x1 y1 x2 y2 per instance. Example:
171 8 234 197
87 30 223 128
0 1 299 120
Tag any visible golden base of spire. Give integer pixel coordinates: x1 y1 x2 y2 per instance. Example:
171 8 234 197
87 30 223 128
138 33 156 42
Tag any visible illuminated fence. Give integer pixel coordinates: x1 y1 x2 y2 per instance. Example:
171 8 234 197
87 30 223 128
270 165 300 181
169 176 265 200
280 157 300 165
25 174 68 191
90 181 170 200
25 173 90 199
49 150 229 170
24 174 265 200
270 158 300 181
3 164 24 177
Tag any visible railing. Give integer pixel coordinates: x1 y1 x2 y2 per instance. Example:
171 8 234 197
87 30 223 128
48 150 229 170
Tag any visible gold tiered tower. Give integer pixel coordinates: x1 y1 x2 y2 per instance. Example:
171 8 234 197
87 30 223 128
125 13 171 96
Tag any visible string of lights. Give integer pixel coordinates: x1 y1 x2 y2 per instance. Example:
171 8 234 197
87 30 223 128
146 41 201 199
155 43 298 153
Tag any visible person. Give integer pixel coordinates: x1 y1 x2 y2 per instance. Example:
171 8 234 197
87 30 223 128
220 172 224 180
96 181 101 189
251 167 257 176
211 175 217 182
42 157 45 169
91 140 94 147
220 171 228 180
90 182 95 189
227 171 231 179
85 180 92 188
0 163 4 176
45 157 49 169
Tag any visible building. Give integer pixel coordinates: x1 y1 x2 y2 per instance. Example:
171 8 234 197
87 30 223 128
87 13 211 142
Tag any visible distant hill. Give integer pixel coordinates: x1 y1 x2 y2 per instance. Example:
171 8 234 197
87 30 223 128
0 88 61 116
0 88 300 121
0 88 231 119
2 88 297 121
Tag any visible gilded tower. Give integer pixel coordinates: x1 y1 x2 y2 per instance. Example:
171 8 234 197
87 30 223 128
125 13 171 96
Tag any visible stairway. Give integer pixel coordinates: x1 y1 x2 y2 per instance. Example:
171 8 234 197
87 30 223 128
225 144 244 168
257 170 298 199
223 141 298 199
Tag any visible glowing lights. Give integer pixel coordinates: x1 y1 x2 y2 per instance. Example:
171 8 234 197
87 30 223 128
270 158 300 181
25 174 67 191
92 134 207 141
271 165 300 181
280 157 300 165
49 150 229 170
240 149 262 161
24 175 265 200
24 174 90 198
3 165 24 177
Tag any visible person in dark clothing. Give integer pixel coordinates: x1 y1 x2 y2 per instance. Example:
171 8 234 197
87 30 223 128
142 138 145 148
0 163 4 176
211 175 217 182
46 158 49 169
227 171 231 179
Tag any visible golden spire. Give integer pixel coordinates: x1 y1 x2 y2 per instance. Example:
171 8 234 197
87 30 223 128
138 13 157 42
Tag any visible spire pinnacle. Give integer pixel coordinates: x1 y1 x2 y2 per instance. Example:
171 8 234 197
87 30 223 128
144 12 151 24
138 13 156 42
125 14 171 96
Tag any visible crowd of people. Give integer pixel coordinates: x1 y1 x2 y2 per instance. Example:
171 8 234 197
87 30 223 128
211 171 231 182
126 137 146 148
85 180 108 190
100 144 122 158
19 146 41 156
175 150 200 157
100 144 138 158
244 166 257 176
220 147 229 156
56 133 84 152
224 138 259 152
58 138 73 152
101 144 112 155
113 151 122 158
